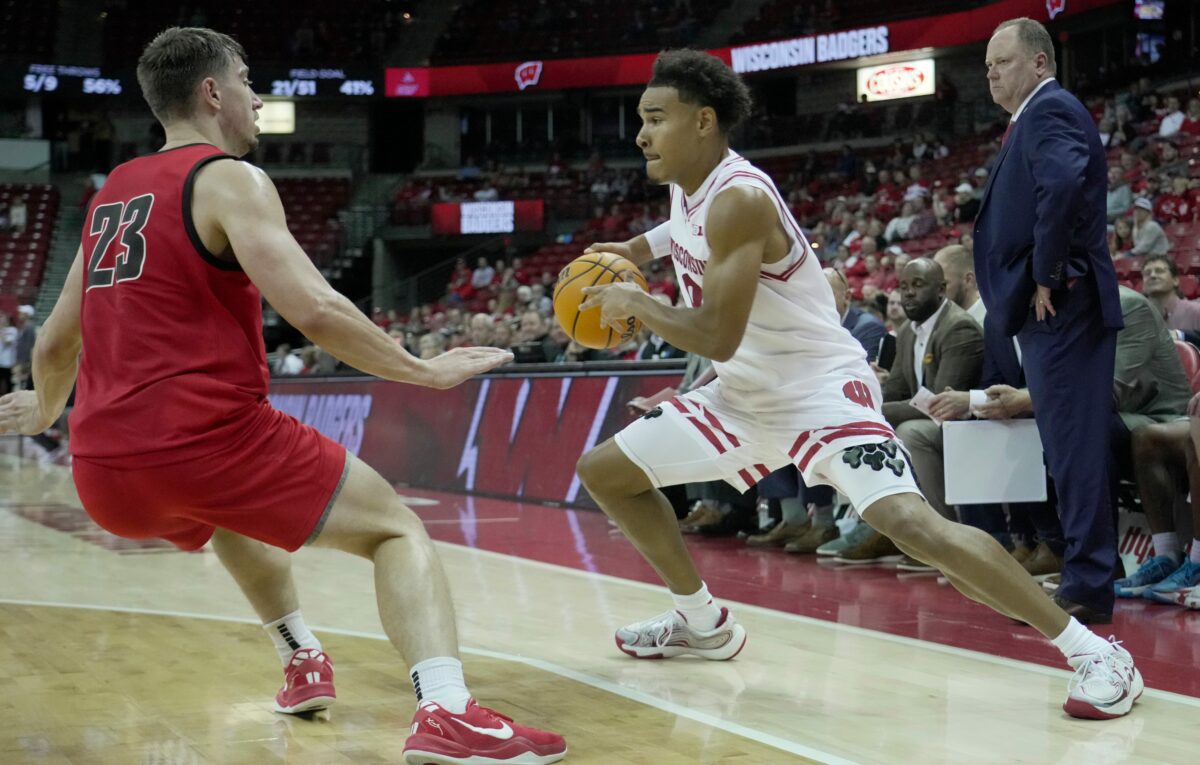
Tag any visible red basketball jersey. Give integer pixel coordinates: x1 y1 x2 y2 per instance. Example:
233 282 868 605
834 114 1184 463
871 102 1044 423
70 144 271 464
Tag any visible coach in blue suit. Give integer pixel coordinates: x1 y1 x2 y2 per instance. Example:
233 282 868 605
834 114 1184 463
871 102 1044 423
973 19 1124 620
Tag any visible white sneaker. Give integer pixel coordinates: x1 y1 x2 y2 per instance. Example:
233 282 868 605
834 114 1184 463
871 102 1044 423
614 607 747 660
1063 638 1143 720
1178 587 1200 609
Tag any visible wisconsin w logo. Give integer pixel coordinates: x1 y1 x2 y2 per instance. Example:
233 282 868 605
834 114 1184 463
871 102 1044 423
842 380 874 409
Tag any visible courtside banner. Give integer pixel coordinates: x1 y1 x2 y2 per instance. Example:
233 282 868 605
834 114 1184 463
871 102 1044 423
384 0 1121 97
269 371 681 506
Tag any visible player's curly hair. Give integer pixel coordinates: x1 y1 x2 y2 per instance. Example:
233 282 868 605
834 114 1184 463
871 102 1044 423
649 49 753 134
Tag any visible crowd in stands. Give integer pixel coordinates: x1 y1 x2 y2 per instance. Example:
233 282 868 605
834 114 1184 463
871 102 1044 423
266 74 1200 614
432 0 728 64
100 0 407 65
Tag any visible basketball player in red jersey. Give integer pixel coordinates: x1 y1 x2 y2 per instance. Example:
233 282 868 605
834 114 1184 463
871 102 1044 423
0 28 564 765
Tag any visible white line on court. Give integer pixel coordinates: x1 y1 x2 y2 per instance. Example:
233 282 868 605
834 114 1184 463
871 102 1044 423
431 542 1200 710
0 597 860 765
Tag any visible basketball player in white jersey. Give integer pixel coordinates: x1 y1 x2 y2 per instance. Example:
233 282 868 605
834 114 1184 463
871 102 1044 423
575 50 1140 719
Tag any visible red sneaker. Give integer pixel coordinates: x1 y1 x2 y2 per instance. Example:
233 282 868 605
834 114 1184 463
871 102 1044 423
403 699 566 765
274 648 337 714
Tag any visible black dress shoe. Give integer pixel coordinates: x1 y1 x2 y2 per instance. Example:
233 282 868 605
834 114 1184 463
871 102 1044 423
1053 595 1113 625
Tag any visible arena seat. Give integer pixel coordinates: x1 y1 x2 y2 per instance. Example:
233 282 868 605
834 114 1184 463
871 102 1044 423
1175 340 1200 394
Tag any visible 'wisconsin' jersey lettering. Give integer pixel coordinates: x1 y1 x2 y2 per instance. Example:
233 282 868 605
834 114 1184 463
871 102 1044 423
647 150 873 409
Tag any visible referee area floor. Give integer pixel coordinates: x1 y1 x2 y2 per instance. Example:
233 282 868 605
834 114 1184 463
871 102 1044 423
0 450 1196 764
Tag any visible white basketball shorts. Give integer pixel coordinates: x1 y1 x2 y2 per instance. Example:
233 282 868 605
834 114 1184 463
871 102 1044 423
613 378 924 513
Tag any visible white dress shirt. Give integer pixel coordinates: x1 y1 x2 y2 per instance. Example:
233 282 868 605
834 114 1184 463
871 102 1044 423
1010 77 1056 123
911 299 948 388
969 338 1023 415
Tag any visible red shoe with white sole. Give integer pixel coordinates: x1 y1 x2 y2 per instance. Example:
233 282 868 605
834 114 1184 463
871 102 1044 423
403 699 566 765
274 648 336 715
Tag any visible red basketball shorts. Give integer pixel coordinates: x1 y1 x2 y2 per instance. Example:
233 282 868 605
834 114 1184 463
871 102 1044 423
72 405 350 552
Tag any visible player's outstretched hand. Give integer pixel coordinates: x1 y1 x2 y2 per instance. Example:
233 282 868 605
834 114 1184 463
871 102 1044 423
0 391 50 436
584 241 635 261
424 347 514 389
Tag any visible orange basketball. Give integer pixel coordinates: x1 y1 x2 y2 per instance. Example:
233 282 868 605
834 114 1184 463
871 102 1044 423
553 252 648 349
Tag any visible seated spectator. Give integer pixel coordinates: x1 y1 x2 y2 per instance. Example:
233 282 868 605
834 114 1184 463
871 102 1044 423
497 266 519 292
883 201 916 243
934 244 987 326
1097 118 1118 148
510 310 551 363
906 195 937 240
511 256 532 285
628 204 657 235
834 144 858 179
599 203 626 238
590 175 611 202
1155 176 1193 223
473 177 499 201
8 196 26 233
370 306 391 330
1141 254 1200 337
458 156 482 180
1158 96 1185 138
0 205 9 233
646 263 679 304
272 343 304 375
970 167 988 199
558 339 615 363
1127 197 1170 257
1109 217 1134 259
842 258 983 565
875 169 901 204
1119 151 1145 186
491 320 513 349
1180 98 1200 137
465 313 494 347
825 267 886 363
530 283 553 315
1106 167 1132 222
952 183 980 224
904 165 929 199
885 289 906 334
1157 142 1188 177
861 248 893 293
418 332 445 360
470 256 496 289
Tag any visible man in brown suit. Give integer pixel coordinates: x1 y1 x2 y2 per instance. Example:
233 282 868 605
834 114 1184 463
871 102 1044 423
881 259 985 424
838 258 984 566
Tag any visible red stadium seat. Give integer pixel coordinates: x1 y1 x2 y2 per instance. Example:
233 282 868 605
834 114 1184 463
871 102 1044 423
1180 274 1200 299
1176 341 1200 395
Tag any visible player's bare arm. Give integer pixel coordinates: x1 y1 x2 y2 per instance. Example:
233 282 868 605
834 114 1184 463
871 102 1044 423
0 246 84 435
197 159 511 388
579 186 771 362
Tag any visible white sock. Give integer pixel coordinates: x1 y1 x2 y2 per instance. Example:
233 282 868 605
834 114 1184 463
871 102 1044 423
672 582 722 631
411 656 471 714
263 610 321 666
1152 532 1182 564
1051 617 1111 659
1190 540 1200 566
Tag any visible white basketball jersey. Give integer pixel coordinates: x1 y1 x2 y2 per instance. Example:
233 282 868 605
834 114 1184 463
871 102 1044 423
647 150 875 410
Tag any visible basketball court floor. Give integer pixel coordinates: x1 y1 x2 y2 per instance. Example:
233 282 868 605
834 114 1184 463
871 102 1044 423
1 448 1197 764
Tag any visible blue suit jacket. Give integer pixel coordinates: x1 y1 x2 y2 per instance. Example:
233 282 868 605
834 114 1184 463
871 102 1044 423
973 80 1123 338
842 306 886 363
